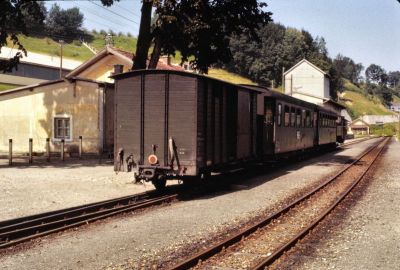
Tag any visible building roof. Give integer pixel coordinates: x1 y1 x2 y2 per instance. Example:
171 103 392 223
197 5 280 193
0 77 111 97
0 47 82 70
284 58 329 77
323 99 346 109
349 118 370 128
66 46 184 78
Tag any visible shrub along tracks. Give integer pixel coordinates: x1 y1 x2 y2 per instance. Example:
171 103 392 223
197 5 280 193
167 137 389 270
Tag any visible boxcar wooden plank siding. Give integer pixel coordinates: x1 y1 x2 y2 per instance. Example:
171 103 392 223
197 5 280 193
114 76 141 168
112 70 260 176
168 74 197 173
144 74 166 166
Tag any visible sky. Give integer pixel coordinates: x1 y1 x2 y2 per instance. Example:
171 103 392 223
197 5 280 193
45 0 400 72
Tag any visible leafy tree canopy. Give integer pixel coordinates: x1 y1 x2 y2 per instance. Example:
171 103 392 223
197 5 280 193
333 54 363 84
0 0 45 72
365 64 387 86
46 4 84 41
100 0 272 72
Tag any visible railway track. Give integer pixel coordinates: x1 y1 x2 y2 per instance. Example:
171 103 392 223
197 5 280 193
0 136 378 251
168 137 389 270
0 190 178 249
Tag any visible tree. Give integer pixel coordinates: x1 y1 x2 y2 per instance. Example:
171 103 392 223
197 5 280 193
46 4 84 40
101 0 272 72
388 71 400 88
0 0 45 72
333 54 363 84
365 64 387 86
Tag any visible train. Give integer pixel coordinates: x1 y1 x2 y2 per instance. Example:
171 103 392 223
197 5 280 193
112 70 346 189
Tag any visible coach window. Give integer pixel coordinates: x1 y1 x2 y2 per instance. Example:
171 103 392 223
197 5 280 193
284 105 290 126
296 109 301 127
302 109 306 127
306 110 311 127
277 103 282 126
290 107 296 127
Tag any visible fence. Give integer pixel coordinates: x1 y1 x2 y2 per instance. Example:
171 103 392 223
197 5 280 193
4 136 85 165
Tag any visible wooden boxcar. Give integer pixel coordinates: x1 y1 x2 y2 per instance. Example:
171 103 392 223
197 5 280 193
112 70 259 188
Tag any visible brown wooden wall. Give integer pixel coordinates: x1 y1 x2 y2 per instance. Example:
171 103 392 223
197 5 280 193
114 70 258 174
114 76 141 168
104 85 114 153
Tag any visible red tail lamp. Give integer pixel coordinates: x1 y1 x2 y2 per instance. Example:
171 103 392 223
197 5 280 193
148 154 158 165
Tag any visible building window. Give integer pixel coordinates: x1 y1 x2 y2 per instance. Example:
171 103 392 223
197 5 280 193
54 116 71 140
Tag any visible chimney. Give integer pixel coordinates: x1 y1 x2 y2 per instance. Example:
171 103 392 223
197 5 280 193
113 64 123 75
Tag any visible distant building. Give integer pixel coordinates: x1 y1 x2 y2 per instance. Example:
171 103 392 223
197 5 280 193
284 59 347 117
389 102 400 112
360 115 399 125
0 47 82 87
348 118 370 135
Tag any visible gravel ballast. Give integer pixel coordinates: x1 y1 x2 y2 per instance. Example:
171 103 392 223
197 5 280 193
272 138 400 270
0 139 383 269
0 160 159 221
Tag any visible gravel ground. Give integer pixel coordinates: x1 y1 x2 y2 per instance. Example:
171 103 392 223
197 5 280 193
271 138 400 270
0 159 161 221
0 139 381 270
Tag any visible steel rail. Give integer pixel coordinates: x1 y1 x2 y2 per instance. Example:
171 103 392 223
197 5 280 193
0 191 154 228
167 137 388 270
251 136 389 270
0 192 177 249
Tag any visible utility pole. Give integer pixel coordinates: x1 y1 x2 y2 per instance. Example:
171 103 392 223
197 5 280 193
59 40 64 78
282 67 285 92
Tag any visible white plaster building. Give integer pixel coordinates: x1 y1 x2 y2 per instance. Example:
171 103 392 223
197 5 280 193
284 59 348 119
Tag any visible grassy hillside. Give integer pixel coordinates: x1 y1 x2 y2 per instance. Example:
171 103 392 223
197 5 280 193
207 69 256 85
6 33 138 62
6 34 256 85
0 83 20 92
340 80 394 119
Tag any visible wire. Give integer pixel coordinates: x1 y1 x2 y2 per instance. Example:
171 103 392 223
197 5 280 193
74 1 131 29
88 0 139 25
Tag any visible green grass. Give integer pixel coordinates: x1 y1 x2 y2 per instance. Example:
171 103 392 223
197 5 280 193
0 83 20 91
370 123 399 137
207 69 256 85
340 80 394 119
7 33 138 62
88 33 137 53
7 35 94 61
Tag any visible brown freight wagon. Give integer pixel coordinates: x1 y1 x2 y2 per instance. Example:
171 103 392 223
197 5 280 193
112 70 260 189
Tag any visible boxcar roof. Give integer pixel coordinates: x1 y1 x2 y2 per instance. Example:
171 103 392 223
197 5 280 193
111 69 263 93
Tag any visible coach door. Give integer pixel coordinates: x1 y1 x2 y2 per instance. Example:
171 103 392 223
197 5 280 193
263 98 275 155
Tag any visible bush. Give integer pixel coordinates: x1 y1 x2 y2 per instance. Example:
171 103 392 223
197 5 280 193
370 123 398 136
